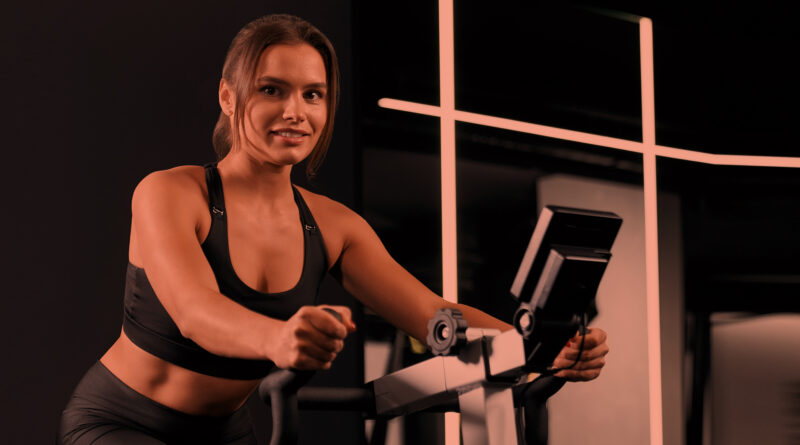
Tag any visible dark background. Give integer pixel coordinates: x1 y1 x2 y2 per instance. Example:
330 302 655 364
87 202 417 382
2 1 358 444
3 0 799 444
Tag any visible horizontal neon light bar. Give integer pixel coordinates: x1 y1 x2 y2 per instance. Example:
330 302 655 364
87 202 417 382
377 98 800 168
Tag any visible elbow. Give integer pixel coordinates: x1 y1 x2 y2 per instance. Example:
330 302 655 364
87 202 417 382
165 300 199 341
155 286 214 342
175 316 195 341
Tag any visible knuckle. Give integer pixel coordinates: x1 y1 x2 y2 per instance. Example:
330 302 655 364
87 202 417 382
291 325 305 338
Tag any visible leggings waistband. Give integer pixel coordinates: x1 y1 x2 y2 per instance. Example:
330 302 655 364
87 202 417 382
59 361 255 444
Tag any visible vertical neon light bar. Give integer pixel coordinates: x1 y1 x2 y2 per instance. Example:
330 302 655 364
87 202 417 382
439 0 457 306
639 17 664 445
439 1 461 444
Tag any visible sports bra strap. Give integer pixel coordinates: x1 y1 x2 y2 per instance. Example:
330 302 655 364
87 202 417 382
204 162 227 217
291 187 318 232
204 162 319 231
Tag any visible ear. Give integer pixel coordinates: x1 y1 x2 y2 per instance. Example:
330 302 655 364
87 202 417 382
218 79 235 116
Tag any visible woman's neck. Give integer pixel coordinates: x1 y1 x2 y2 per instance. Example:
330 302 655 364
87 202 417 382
216 152 295 210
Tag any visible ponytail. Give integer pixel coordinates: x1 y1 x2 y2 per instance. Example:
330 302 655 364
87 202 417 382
212 112 232 160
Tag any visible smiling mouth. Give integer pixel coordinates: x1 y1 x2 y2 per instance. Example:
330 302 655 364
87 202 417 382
271 130 309 138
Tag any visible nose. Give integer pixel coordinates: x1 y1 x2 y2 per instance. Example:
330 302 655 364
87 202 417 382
282 93 306 122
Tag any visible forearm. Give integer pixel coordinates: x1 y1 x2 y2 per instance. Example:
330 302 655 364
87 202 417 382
450 302 514 333
340 253 512 342
179 290 282 361
401 297 514 345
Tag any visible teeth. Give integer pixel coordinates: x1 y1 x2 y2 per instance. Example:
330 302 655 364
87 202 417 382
276 131 304 138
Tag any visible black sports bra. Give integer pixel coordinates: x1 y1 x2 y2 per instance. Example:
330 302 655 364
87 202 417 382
122 163 329 379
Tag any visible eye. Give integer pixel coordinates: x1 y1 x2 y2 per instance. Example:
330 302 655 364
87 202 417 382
304 90 324 101
260 85 280 96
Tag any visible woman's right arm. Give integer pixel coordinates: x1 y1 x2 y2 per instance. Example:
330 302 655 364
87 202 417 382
131 169 348 370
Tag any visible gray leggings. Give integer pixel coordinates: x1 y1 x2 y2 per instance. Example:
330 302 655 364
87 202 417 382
58 361 257 445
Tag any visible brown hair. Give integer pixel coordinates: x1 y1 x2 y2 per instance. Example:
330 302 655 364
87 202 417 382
212 14 339 178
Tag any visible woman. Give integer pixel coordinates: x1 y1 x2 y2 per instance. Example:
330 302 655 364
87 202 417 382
59 14 609 444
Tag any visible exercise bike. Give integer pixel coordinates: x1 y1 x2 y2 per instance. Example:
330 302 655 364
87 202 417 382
260 206 622 445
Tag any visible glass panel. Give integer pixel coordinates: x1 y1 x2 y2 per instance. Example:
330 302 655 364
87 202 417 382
455 121 649 443
654 12 800 156
453 121 643 321
361 119 443 294
356 0 442 294
658 159 800 312
658 158 800 444
355 1 440 107
455 2 643 142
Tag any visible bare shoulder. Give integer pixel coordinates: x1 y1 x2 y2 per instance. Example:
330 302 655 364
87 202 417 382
132 165 207 209
130 165 210 236
129 165 210 266
297 187 366 228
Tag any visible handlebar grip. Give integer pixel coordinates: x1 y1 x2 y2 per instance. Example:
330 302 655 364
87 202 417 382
323 307 343 323
259 307 344 445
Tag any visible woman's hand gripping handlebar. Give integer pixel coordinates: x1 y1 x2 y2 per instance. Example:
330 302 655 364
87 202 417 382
259 306 354 445
268 305 356 370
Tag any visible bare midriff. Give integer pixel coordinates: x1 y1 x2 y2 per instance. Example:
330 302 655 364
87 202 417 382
100 331 260 417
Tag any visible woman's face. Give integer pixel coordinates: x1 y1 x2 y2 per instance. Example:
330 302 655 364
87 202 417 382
234 43 328 168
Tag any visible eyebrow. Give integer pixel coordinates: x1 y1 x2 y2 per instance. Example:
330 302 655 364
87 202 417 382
255 76 327 89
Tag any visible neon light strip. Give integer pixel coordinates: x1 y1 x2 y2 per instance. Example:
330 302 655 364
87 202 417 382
439 0 458 306
439 1 461 444
653 146 800 167
377 98 800 168
639 17 664 445
378 98 646 153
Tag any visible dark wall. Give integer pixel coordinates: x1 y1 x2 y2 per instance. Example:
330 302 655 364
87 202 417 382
1 1 357 444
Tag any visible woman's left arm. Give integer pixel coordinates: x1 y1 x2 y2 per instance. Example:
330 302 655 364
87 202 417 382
328 205 507 342
326 200 608 381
